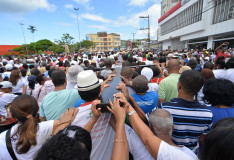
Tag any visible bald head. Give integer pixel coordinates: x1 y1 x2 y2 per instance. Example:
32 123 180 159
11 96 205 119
168 59 180 73
149 109 173 137
132 75 148 94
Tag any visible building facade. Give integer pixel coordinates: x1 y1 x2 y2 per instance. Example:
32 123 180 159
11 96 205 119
161 0 181 16
158 0 234 51
86 32 121 52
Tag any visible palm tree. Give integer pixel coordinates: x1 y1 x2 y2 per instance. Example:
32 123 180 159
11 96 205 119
28 25 37 54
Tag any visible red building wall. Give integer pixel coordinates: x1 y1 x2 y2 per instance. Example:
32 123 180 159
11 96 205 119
0 45 20 55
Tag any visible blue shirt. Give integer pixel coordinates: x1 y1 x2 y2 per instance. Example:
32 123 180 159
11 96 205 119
40 89 80 120
44 71 49 78
209 106 234 125
131 91 158 114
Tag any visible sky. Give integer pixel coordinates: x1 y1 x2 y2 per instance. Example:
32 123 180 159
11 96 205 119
0 0 161 45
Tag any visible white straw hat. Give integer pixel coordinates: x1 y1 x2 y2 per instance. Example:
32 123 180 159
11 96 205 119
75 70 103 91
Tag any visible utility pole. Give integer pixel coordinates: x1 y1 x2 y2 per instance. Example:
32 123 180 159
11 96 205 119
19 23 29 57
28 25 37 54
139 15 150 50
131 33 135 49
74 8 82 51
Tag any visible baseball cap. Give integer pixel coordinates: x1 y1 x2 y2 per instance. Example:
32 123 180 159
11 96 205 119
0 81 13 89
5 64 13 71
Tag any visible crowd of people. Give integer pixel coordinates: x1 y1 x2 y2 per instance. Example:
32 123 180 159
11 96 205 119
0 41 233 160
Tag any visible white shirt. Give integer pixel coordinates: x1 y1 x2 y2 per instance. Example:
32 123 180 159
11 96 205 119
213 69 228 79
0 120 54 160
148 83 159 93
12 78 28 94
0 93 17 117
227 68 234 83
66 82 76 90
2 72 11 80
71 103 115 160
125 125 197 160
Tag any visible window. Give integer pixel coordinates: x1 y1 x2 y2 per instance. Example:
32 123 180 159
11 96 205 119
96 38 99 41
213 0 234 24
97 47 99 50
104 47 108 50
100 38 103 41
108 38 111 41
103 38 107 41
109 47 112 50
109 42 111 45
104 42 107 45
100 43 103 45
96 42 99 45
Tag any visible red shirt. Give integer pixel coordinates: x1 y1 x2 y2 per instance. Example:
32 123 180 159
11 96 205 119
215 52 229 61
150 78 164 84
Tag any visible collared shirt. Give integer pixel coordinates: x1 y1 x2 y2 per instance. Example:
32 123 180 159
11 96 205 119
158 73 180 102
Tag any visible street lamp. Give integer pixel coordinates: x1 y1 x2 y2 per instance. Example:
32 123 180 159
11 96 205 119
74 8 82 51
19 23 29 56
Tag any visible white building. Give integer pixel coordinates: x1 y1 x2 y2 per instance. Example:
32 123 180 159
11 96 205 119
161 0 180 15
158 0 234 51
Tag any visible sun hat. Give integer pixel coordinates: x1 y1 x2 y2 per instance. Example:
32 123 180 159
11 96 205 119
75 70 103 91
5 64 13 71
167 53 174 58
67 65 84 83
141 67 153 82
0 81 13 89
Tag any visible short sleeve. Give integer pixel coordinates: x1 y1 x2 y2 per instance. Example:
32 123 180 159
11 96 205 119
158 81 165 99
40 100 45 117
38 120 54 140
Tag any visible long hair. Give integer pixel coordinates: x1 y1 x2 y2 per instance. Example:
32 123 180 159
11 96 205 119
10 95 39 154
9 70 20 86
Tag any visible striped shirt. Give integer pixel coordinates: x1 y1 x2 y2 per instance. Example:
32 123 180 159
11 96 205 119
158 98 213 154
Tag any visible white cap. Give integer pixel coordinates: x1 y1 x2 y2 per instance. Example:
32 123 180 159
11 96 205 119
5 64 13 71
0 81 13 88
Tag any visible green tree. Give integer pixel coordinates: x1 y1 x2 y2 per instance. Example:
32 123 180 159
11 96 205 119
55 33 74 45
81 40 95 49
35 39 53 51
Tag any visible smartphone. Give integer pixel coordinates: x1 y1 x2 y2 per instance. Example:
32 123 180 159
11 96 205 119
96 103 111 113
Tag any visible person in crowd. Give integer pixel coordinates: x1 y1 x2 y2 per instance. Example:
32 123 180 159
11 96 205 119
120 66 136 95
200 118 234 160
9 70 27 95
66 65 84 90
33 74 48 107
0 81 18 133
39 62 47 74
30 68 41 77
213 60 227 79
40 68 55 97
214 42 230 62
130 75 158 114
158 70 213 154
20 68 28 83
44 65 50 79
158 59 180 103
22 75 36 95
40 70 80 121
100 58 113 79
71 70 116 160
187 59 198 70
141 67 159 92
150 66 164 85
203 62 214 70
0 95 78 159
203 79 234 126
2 64 13 81
225 58 234 83
179 66 191 74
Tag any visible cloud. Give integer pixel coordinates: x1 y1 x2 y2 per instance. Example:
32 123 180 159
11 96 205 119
128 0 149 6
57 22 74 26
0 0 56 14
87 25 110 31
65 4 74 9
73 0 94 11
80 13 112 23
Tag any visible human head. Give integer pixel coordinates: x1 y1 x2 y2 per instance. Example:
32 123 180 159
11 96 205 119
31 68 40 76
0 81 13 93
122 61 130 67
20 68 27 77
48 68 56 78
187 59 197 70
203 79 234 107
9 70 20 86
179 66 191 74
178 70 204 96
35 125 92 160
36 74 47 85
151 66 160 77
51 70 66 87
168 59 180 74
121 66 133 80
27 75 36 90
132 75 148 94
215 60 225 69
200 69 215 81
200 118 234 160
141 67 153 82
104 58 112 68
149 109 173 137
225 58 234 69
203 62 214 70
10 95 39 153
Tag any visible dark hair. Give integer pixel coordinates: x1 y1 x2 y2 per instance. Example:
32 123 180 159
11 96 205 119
23 63 28 70
28 76 36 90
36 74 46 85
225 58 234 69
203 79 234 106
35 125 92 160
46 65 50 71
20 68 27 77
121 67 133 79
187 59 197 70
9 70 20 86
64 61 71 67
122 61 130 67
159 56 166 63
10 95 39 154
29 64 34 69
104 58 112 68
215 60 225 69
132 71 140 79
204 62 214 70
179 70 204 95
78 86 101 102
58 61 63 67
84 60 90 67
200 69 215 81
48 69 56 78
51 70 66 87
132 75 148 93
122 54 128 61
151 66 160 77
30 68 40 76
200 118 234 160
